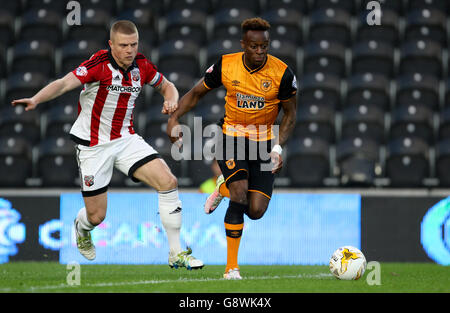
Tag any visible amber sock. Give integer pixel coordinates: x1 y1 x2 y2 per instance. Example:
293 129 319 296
224 222 243 272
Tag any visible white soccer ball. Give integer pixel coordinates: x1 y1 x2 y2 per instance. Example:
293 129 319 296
329 246 367 280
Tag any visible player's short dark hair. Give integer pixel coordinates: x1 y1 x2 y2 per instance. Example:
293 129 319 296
241 17 271 35
110 20 138 39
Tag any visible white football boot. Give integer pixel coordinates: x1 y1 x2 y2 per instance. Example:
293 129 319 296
223 268 242 280
204 175 225 214
169 247 204 270
74 219 96 260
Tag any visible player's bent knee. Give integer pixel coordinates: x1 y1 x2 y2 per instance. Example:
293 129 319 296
228 181 249 204
164 173 178 190
229 189 248 205
156 171 178 191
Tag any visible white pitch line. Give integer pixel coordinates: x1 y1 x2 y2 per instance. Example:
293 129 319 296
0 273 333 292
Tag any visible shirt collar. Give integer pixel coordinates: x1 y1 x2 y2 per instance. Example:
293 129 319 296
242 52 268 74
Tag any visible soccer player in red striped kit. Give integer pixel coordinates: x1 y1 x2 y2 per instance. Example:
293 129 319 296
11 20 203 269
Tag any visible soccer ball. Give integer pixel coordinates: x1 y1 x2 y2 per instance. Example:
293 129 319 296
329 246 367 280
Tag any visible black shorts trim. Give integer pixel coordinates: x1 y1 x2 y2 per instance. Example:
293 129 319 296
82 185 108 197
128 153 161 182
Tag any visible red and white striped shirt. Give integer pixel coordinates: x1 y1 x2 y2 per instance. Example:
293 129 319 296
70 49 163 146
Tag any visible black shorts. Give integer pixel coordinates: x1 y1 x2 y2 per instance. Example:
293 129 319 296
216 133 275 200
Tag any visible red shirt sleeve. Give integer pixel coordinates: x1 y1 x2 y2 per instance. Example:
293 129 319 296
71 50 107 84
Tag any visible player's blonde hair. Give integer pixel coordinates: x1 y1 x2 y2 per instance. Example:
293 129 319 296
241 17 271 34
110 20 138 40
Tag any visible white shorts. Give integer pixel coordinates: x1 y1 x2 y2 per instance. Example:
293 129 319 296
75 134 160 196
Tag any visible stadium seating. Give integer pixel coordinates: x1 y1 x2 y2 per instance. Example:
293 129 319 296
164 9 208 45
308 8 352 45
215 0 261 13
360 0 403 14
25 0 68 13
168 0 213 14
389 103 434 143
187 137 218 186
212 8 254 41
146 135 183 178
356 9 399 45
404 8 447 45
261 8 303 45
294 103 336 143
78 0 118 15
407 0 447 11
268 39 298 73
194 100 226 128
122 0 165 14
19 9 62 45
43 104 77 138
65 8 111 44
0 105 41 145
109 169 128 187
396 73 440 110
0 43 7 78
351 40 394 78
346 73 391 110
61 40 105 74
435 139 450 186
385 137 430 187
0 10 15 46
312 0 356 13
11 40 55 77
399 39 443 78
162 71 197 98
438 107 450 141
5 71 49 107
265 0 308 13
206 39 242 66
115 8 158 46
340 104 385 143
157 39 201 76
299 72 342 109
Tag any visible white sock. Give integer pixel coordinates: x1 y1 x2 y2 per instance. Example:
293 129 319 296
76 207 95 237
158 188 182 255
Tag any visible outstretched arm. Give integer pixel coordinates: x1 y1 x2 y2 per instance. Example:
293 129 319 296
11 72 82 111
166 78 211 143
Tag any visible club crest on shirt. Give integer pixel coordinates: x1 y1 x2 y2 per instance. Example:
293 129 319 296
261 79 272 92
84 175 95 187
131 68 140 82
76 66 88 77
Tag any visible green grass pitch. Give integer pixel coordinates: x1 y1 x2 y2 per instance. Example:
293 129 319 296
0 262 448 293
